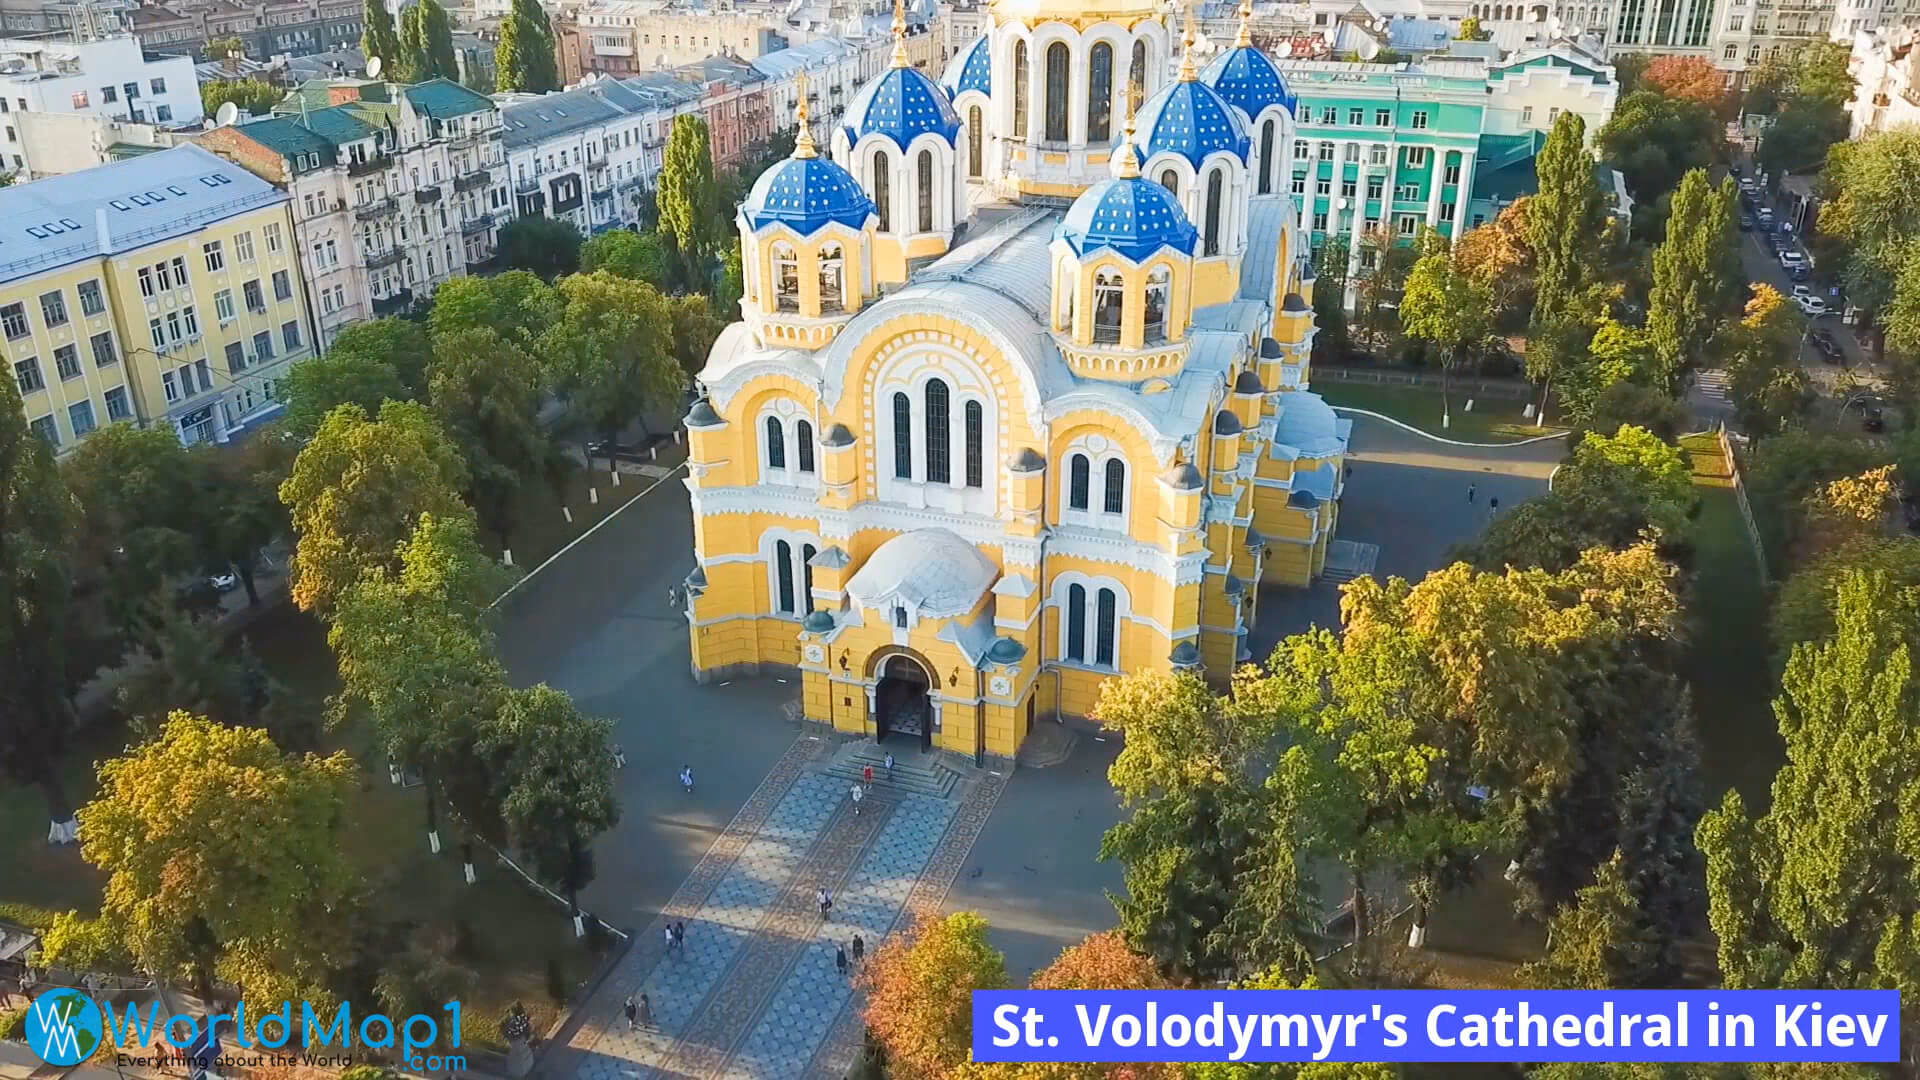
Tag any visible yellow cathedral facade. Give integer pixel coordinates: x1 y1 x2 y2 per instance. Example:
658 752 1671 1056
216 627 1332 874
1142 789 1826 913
680 0 1352 762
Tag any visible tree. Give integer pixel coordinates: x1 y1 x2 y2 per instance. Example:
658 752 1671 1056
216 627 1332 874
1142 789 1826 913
1641 56 1730 113
205 36 246 59
494 215 581 279
1569 380 1688 446
1722 284 1809 437
1527 112 1608 385
61 423 201 638
112 608 260 737
1557 318 1654 420
278 400 470 615
1744 430 1893 562
1758 99 1849 178
428 270 563 354
1351 225 1412 351
1400 249 1493 425
494 0 558 92
192 433 295 607
861 912 1009 1080
1773 537 1920 656
1519 854 1660 988
428 326 555 548
580 228 669 287
360 0 400 71
658 114 719 269
200 79 281 119
1574 424 1692 513
1647 170 1738 391
397 0 457 81
71 712 358 1004
713 238 744 316
1598 91 1720 204
1819 131 1920 341
1311 236 1351 361
280 350 410 439
1453 197 1533 324
1611 52 1652 94
541 272 685 454
1698 571 1920 1053
1455 14 1488 38
328 315 433 395
0 368 77 838
669 294 723 378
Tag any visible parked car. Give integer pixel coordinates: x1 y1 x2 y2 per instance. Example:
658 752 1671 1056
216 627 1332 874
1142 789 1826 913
209 570 239 592
1763 233 1782 253
1794 294 1831 317
1789 263 1811 282
1791 284 1813 300
1738 213 1753 231
1864 406 1886 433
1780 249 1806 268
1810 328 1844 363
1758 210 1777 232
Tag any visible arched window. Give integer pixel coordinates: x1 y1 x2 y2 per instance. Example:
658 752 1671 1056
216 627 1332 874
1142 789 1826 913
802 543 816 614
772 243 799 311
1160 168 1179 197
1093 269 1123 343
1044 41 1070 143
968 106 983 177
917 149 934 232
765 415 786 468
818 244 843 313
1088 41 1113 142
1103 458 1125 514
1013 41 1029 138
775 539 795 612
1144 265 1170 343
925 379 950 484
1129 40 1146 112
1259 119 1276 194
1066 583 1087 661
964 400 983 488
1095 588 1117 666
1203 168 1224 256
1068 453 1091 510
892 391 911 478
872 150 891 232
796 419 814 473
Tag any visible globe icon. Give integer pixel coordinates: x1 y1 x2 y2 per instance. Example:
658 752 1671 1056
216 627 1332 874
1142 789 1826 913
24 989 103 1066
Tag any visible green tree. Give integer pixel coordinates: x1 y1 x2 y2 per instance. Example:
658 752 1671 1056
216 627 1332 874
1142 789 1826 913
278 400 470 616
1574 424 1692 512
200 79 282 118
1189 974 1399 1079
111 608 264 737
541 271 686 456
329 315 433 395
61 423 201 638
1647 170 1738 391
494 0 558 92
861 912 1009 1080
669 293 723 378
428 270 563 353
713 238 744 316
1743 430 1893 562
1311 237 1351 361
1774 537 1920 656
481 685 619 929
280 350 410 439
70 712 358 1005
191 432 295 607
658 114 718 268
397 0 457 80
1819 131 1920 341
1758 100 1849 178
580 228 669 287
1400 249 1493 425
1723 284 1809 436
1598 91 1720 203
205 36 246 59
1569 379 1688 446
1519 854 1660 988
494 214 581 279
1611 52 1652 94
361 0 400 71
1527 112 1609 402
427 326 555 548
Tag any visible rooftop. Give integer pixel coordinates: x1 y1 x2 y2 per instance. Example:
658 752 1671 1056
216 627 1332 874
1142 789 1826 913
402 77 496 119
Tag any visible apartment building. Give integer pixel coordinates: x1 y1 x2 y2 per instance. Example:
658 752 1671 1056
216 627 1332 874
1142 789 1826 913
1845 24 1920 134
501 79 669 235
201 77 507 339
578 2 789 72
749 34 879 135
0 142 315 452
0 32 202 175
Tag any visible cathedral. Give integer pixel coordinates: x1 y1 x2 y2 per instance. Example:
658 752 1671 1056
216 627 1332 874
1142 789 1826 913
679 0 1352 761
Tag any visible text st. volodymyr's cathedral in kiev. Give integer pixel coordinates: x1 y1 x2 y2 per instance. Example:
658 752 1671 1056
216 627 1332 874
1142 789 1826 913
679 0 1351 762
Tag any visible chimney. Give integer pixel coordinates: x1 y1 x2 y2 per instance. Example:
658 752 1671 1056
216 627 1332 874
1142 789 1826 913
96 207 112 254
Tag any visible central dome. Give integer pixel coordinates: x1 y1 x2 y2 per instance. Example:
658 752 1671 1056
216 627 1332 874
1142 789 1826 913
846 529 999 618
843 64 962 151
741 155 875 235
1058 174 1199 263
1135 78 1251 169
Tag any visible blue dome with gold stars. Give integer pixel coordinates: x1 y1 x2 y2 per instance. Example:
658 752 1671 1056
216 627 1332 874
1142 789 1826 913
1058 174 1199 263
1134 78 1251 169
941 34 991 98
1203 44 1296 121
742 154 875 235
843 64 962 151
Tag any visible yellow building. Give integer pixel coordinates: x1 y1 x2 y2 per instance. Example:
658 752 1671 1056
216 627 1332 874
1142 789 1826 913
2 143 315 454
681 2 1351 763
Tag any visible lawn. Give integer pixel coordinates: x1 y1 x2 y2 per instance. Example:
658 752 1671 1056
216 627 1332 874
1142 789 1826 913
489 449 685 572
1314 382 1563 443
1677 433 1782 807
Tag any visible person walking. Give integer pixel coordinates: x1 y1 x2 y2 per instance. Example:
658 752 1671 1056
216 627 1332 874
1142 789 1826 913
673 922 686 951
850 781 865 815
835 945 850 977
1466 482 1477 504
884 752 894 780
1489 496 1500 516
663 924 675 954
862 763 874 789
851 934 865 966
611 744 626 769
624 995 639 1031
818 887 832 918
637 993 652 1029
680 765 694 793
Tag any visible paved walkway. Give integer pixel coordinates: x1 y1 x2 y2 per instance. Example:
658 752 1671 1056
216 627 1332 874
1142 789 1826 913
549 738 1005 1080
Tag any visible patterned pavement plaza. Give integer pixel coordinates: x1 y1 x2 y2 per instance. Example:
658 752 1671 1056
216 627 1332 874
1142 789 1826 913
549 736 1006 1080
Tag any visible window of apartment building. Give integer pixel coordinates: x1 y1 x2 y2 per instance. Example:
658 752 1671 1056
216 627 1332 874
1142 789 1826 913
226 342 246 373
1405 146 1428 167
70 90 87 109
264 222 282 252
1344 142 1360 161
1729 12 1744 28
243 279 264 311
1376 108 1392 126
155 105 172 123
164 310 182 345
272 270 291 301
28 415 56 446
101 85 116 103
1411 110 1430 129
151 77 166 94
193 359 210 392
1549 107 1561 123
68 400 94 438
138 266 154 297
1313 211 1328 230
1755 15 1768 30
1 302 27 341
155 260 173 291
1316 177 1331 195
38 290 65 328
182 306 198 339
1522 105 1534 124
149 317 164 350
1441 201 1457 221
234 231 254 262
252 330 273 360
330 284 345 311
215 289 234 323
53 344 79 381
123 82 138 100
1294 140 1310 159
1446 160 1462 183
104 386 129 421
321 289 335 315
1725 43 1740 59
1348 107 1364 125
1367 177 1384 200
90 331 115 367
1397 182 1419 200
14 356 42 392
1369 144 1388 165
1293 175 1308 195
203 240 224 273
1341 179 1357 198
282 320 302 350
77 279 103 316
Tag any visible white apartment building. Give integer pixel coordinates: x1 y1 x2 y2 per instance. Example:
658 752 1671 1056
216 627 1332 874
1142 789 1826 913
1832 0 1920 40
749 35 881 136
0 32 202 178
499 79 669 236
1845 24 1920 134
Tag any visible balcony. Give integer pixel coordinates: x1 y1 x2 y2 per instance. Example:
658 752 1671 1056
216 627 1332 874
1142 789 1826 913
453 169 493 192
365 247 403 269
591 187 613 201
515 176 540 194
414 185 442 204
346 152 392 176
445 129 487 149
354 195 398 219
372 288 413 316
461 212 495 235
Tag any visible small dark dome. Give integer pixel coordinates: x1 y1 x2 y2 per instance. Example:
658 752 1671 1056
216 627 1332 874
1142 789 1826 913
1170 641 1201 666
1300 261 1318 282
1161 462 1205 490
1259 337 1283 359
1224 574 1246 597
1214 410 1244 436
987 637 1028 664
1288 489 1320 509
1282 292 1309 313
802 610 834 633
685 400 723 427
821 423 855 447
1234 370 1265 395
1009 447 1047 472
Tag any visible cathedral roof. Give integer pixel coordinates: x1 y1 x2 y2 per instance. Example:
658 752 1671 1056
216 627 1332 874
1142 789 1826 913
1135 77 1251 169
1057 176 1198 263
942 34 991 98
843 64 962 151
741 154 875 235
1202 44 1297 121
846 528 998 618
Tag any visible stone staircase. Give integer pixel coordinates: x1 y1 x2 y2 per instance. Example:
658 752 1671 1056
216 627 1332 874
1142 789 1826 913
820 743 963 800
1320 539 1380 585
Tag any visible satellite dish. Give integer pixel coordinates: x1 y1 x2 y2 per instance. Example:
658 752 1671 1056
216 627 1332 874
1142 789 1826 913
215 101 240 126
366 55 383 78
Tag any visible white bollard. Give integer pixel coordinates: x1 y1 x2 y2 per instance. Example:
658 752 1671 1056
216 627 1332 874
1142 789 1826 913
1408 922 1427 948
502 548 513 567
428 830 441 855
676 429 684 445
1442 413 1451 429
563 506 574 523
1523 403 1536 420
1464 398 1475 413
464 861 477 885
589 487 599 505
573 914 586 938
611 469 621 487
650 445 658 462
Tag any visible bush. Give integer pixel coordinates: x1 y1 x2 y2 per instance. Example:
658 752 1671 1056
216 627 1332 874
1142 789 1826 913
0 1007 26 1041
340 1066 397 1080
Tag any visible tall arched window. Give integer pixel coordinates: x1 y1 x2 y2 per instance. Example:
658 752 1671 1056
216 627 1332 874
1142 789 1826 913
964 400 983 488
925 379 951 483
772 243 799 311
1088 42 1113 142
801 543 816 614
872 150 891 232
1160 168 1178 197
1068 453 1091 510
1012 41 1029 138
818 244 844 313
917 149 934 232
968 106 983 176
1258 119 1276 194
1095 588 1117 666
765 415 786 468
796 419 815 473
775 539 795 612
1129 40 1147 112
1144 265 1170 343
1203 168 1224 256
1093 269 1123 343
1044 42 1070 142
1066 583 1087 661
892 391 911 478
1103 459 1125 514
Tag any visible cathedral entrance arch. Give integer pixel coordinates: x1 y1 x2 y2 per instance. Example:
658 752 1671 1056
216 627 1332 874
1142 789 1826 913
871 653 934 751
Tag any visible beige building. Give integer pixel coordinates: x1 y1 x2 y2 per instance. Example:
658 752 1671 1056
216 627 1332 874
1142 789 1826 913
1846 25 1920 136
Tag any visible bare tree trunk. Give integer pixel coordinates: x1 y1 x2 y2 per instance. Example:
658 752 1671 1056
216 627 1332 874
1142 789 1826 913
1349 866 1369 961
